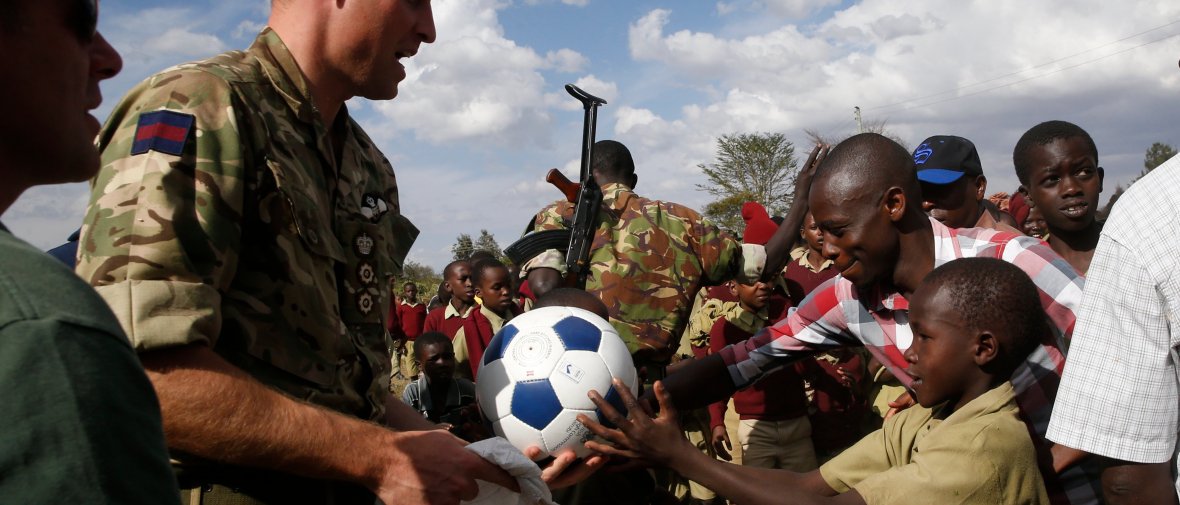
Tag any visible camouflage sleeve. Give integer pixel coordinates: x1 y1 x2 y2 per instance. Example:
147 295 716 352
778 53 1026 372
520 202 569 275
694 218 765 284
77 68 247 351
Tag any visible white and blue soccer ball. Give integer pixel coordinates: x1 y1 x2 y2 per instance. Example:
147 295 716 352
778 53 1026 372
476 306 638 460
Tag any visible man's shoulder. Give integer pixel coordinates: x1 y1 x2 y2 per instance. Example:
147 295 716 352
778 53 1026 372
0 231 124 338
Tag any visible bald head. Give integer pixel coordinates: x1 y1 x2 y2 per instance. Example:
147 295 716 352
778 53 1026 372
534 288 610 321
812 133 920 210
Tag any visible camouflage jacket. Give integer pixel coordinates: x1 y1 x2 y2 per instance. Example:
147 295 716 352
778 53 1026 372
523 183 763 361
77 29 417 422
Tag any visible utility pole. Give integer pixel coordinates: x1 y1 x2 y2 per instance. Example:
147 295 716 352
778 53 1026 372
854 106 863 134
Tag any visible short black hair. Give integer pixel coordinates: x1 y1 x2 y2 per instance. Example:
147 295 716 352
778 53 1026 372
471 257 508 288
469 249 497 263
813 133 921 208
442 260 470 280
1012 120 1099 185
414 332 452 358
591 140 635 180
534 288 610 320
922 257 1046 375
403 281 417 288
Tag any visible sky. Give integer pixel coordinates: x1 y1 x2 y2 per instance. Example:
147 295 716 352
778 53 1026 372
6 0 1180 272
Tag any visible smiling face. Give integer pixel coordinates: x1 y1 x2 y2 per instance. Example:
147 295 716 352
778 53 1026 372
809 181 900 290
0 0 122 189
1022 137 1103 234
904 282 977 409
324 0 436 100
919 174 986 229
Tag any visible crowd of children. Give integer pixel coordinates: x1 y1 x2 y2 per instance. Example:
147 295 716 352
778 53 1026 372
382 119 1121 505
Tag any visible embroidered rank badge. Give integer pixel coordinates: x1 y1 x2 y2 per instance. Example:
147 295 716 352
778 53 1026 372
131 110 195 156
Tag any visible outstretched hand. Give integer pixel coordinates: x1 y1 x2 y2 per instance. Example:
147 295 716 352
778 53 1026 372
577 379 694 467
523 446 607 490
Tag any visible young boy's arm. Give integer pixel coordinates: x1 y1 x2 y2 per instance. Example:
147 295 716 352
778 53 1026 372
581 380 866 505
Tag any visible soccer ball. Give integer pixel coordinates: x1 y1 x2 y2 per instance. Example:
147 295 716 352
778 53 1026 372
476 306 638 460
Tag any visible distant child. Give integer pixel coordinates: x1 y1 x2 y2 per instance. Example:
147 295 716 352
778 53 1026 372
782 211 837 306
393 281 428 379
423 260 478 338
1013 120 1103 274
707 279 813 471
400 332 484 442
453 258 520 380
583 257 1052 505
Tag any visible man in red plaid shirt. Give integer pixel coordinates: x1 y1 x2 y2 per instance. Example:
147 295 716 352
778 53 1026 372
661 133 1098 504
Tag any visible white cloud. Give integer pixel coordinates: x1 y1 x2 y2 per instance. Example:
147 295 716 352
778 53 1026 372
372 0 586 146
760 0 842 19
621 1 1180 208
544 49 589 73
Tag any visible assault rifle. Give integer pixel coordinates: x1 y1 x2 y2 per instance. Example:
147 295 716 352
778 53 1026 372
504 84 607 289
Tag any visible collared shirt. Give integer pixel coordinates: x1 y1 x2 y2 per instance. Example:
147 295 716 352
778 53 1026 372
524 183 764 360
401 375 477 424
1048 154 1180 494
452 305 510 380
788 244 834 273
719 217 1094 504
423 302 477 339
821 382 1050 505
77 28 416 422
974 200 1025 235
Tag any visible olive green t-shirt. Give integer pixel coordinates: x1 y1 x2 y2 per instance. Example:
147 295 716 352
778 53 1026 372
820 382 1049 505
0 224 179 504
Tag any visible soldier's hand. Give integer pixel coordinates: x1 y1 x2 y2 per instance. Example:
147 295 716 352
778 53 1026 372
377 429 518 505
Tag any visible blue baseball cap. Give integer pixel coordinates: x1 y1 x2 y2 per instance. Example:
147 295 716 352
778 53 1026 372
912 135 983 185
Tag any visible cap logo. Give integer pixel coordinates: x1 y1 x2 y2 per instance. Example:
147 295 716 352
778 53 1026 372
913 143 934 165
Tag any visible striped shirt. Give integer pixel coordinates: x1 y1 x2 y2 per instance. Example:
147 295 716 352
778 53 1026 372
718 217 1096 504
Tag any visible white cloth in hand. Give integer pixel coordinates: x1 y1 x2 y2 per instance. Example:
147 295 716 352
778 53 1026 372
460 438 555 505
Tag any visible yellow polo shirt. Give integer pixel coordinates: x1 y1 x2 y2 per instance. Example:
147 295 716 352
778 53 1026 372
820 382 1049 505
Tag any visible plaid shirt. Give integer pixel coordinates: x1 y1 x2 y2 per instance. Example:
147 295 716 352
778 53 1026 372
719 217 1096 504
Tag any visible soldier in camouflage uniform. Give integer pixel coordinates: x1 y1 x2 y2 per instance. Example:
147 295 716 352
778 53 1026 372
76 2 516 504
523 140 793 369
524 140 802 505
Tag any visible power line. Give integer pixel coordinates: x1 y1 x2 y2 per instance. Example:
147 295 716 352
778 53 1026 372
867 19 1180 112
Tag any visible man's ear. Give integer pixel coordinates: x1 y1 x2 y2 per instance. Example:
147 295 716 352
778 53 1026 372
1097 166 1105 193
973 331 999 366
1017 185 1028 198
883 187 907 223
974 175 988 201
628 173 638 189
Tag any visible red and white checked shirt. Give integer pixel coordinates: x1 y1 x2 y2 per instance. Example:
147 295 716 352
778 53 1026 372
718 217 1097 504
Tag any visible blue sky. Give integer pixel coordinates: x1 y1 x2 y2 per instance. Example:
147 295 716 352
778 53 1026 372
6 0 1180 272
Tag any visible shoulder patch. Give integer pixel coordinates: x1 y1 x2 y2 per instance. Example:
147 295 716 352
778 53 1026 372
131 110 195 156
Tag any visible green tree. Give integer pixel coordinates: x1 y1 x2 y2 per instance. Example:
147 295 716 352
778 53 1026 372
697 132 799 234
397 260 441 299
451 233 474 262
473 229 505 262
702 191 759 235
1144 142 1176 175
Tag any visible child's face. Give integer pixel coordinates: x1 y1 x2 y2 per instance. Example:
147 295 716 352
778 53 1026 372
476 266 514 313
445 264 475 304
1022 137 1103 234
903 282 977 409
1023 207 1048 239
403 283 418 301
418 342 456 383
732 280 772 312
800 212 824 254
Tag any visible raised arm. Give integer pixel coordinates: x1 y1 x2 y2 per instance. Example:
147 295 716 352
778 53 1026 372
763 144 828 282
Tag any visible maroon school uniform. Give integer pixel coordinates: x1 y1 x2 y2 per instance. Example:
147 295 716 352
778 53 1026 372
396 301 428 340
423 302 478 339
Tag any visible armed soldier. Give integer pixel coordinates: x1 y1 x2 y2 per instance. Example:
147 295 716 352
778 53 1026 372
75 1 520 504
